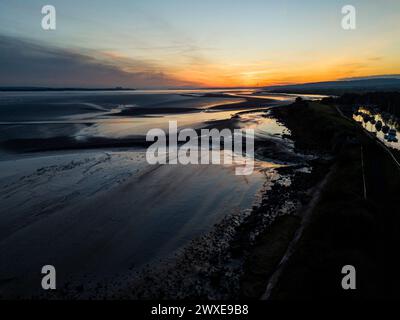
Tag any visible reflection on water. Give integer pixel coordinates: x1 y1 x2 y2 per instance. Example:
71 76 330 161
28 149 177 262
75 108 291 143
237 111 290 138
232 92 328 101
74 109 242 139
0 89 276 142
353 106 400 150
0 90 314 296
0 89 323 156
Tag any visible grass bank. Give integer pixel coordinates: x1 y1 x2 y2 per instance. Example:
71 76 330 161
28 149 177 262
241 100 400 299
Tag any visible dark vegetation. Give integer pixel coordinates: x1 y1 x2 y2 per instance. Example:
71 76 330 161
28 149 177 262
322 91 400 117
263 78 400 95
249 99 400 299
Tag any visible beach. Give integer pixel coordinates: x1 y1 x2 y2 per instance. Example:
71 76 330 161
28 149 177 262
1 89 399 300
0 89 318 298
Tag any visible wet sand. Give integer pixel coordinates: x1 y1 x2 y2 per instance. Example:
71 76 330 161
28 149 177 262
0 90 307 298
0 150 269 297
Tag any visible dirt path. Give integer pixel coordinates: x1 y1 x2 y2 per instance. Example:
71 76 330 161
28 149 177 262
261 166 334 300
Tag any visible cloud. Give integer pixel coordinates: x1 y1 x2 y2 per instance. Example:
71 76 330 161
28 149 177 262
368 56 383 61
0 35 197 88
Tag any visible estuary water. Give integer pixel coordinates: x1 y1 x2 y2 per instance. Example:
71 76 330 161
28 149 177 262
0 89 312 297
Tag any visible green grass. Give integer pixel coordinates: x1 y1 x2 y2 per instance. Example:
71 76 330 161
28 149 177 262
269 101 399 299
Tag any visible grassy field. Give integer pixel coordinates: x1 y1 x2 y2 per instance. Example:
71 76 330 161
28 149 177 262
246 100 400 299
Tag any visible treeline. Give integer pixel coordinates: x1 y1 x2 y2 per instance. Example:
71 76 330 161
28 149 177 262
322 92 400 117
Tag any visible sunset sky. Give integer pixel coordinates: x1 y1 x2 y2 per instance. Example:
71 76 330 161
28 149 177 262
1 0 400 88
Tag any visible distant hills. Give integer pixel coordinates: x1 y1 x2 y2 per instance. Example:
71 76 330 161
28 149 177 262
3 78 400 94
263 78 400 95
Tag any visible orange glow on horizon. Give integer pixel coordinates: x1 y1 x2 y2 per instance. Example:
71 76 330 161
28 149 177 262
167 57 400 88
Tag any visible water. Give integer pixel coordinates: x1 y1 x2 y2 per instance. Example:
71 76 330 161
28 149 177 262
0 89 292 144
0 89 310 297
353 106 400 150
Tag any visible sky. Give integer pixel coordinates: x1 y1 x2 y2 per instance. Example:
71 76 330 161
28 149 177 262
0 0 400 88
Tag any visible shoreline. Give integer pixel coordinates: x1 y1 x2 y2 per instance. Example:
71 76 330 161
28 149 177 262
266 100 400 299
0 99 334 299
4 96 394 300
0 95 283 155
0 97 292 299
